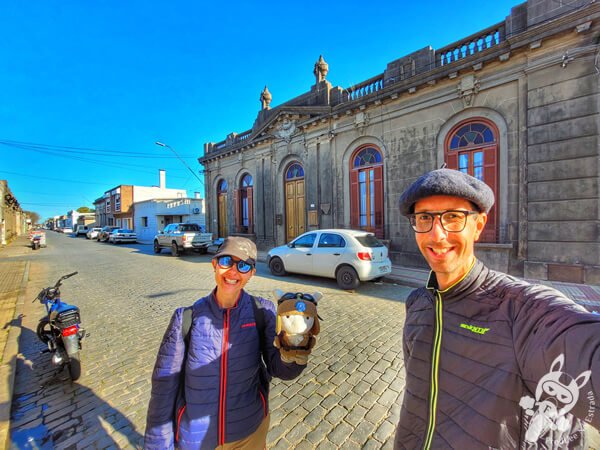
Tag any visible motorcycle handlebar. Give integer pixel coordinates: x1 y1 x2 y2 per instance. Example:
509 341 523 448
33 272 79 302
53 271 78 288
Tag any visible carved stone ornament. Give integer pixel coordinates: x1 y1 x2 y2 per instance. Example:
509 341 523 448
274 119 297 142
313 55 329 83
260 86 272 110
354 112 369 134
457 74 480 107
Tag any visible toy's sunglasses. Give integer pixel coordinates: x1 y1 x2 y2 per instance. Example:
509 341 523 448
278 292 323 320
278 292 318 305
216 255 254 274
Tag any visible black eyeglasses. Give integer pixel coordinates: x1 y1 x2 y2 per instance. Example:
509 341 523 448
216 255 254 274
408 210 479 233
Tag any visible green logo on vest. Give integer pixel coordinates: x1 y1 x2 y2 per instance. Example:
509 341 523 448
460 323 490 335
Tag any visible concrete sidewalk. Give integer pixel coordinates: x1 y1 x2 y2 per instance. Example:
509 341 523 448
0 235 31 450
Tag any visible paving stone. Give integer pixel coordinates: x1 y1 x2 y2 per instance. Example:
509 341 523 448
345 404 368 427
374 419 397 443
328 421 354 446
306 421 333 445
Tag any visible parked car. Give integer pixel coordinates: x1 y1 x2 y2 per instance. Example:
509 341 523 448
267 229 392 290
61 227 73 234
86 227 103 240
74 225 89 237
153 223 213 256
97 226 119 242
108 228 137 244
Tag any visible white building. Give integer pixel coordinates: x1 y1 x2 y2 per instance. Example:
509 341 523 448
134 195 206 243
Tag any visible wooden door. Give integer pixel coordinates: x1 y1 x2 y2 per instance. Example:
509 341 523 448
285 180 305 242
218 193 228 238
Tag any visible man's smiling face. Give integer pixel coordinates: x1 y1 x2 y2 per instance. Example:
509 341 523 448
414 195 487 290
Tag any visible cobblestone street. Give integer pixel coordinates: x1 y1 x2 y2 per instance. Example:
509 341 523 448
8 232 413 449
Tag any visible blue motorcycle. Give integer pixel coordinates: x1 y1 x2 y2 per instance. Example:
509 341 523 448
34 272 85 380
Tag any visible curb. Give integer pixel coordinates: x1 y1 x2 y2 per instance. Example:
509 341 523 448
0 260 30 450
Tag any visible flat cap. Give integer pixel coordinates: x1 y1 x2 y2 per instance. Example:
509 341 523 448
399 168 494 216
214 236 257 264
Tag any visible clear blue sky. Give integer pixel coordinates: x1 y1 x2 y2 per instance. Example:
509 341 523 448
1 0 519 221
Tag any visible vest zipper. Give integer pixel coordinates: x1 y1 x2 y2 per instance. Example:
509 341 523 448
423 290 443 450
219 309 230 446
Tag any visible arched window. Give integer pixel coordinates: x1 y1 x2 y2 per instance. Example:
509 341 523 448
235 174 253 234
218 179 228 193
445 119 498 242
350 145 384 238
286 163 304 180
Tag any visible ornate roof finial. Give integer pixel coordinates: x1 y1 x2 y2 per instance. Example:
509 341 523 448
313 55 329 83
260 85 272 110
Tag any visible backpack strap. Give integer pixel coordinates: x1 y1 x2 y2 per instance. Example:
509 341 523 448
182 306 193 347
250 295 266 345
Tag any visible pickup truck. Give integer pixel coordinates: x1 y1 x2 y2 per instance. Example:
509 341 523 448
153 223 213 256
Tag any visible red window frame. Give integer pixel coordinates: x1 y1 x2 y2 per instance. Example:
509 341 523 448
444 119 499 243
349 145 384 238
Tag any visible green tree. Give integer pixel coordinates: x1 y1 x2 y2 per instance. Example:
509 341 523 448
76 206 94 213
25 211 40 224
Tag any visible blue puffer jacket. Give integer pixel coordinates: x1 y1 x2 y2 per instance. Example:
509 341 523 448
144 290 304 449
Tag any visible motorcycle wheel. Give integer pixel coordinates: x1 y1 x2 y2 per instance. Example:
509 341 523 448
68 354 82 381
36 318 52 344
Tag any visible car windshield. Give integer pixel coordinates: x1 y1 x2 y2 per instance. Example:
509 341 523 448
180 224 200 231
355 234 384 247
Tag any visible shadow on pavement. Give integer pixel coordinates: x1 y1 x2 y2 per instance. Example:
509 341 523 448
7 317 143 449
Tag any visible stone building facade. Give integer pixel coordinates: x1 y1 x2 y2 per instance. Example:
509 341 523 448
199 0 600 283
0 180 27 245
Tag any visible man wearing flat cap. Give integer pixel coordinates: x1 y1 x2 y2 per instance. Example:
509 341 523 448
394 169 600 449
146 237 313 449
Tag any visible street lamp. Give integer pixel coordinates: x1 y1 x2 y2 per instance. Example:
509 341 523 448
155 141 204 186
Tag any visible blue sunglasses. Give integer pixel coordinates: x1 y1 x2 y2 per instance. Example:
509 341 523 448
217 255 254 274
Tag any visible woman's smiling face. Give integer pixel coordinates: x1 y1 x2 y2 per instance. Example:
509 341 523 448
212 256 255 304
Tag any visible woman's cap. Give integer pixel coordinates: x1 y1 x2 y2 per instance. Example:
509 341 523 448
213 236 257 264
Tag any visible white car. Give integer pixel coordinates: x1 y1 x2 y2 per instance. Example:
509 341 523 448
267 229 392 289
108 229 137 244
86 227 103 240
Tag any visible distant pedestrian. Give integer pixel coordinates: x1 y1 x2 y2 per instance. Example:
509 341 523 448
394 169 600 449
144 237 314 449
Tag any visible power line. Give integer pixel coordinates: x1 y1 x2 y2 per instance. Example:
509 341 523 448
0 139 199 158
1 143 193 178
0 170 107 185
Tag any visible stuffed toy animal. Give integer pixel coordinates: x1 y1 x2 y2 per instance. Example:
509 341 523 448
272 289 322 365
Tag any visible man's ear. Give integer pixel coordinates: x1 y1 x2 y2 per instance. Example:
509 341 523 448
211 259 217 269
474 212 488 241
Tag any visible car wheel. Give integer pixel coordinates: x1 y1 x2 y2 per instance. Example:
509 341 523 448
269 257 286 276
153 240 161 254
336 266 360 290
171 242 180 257
199 247 208 255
